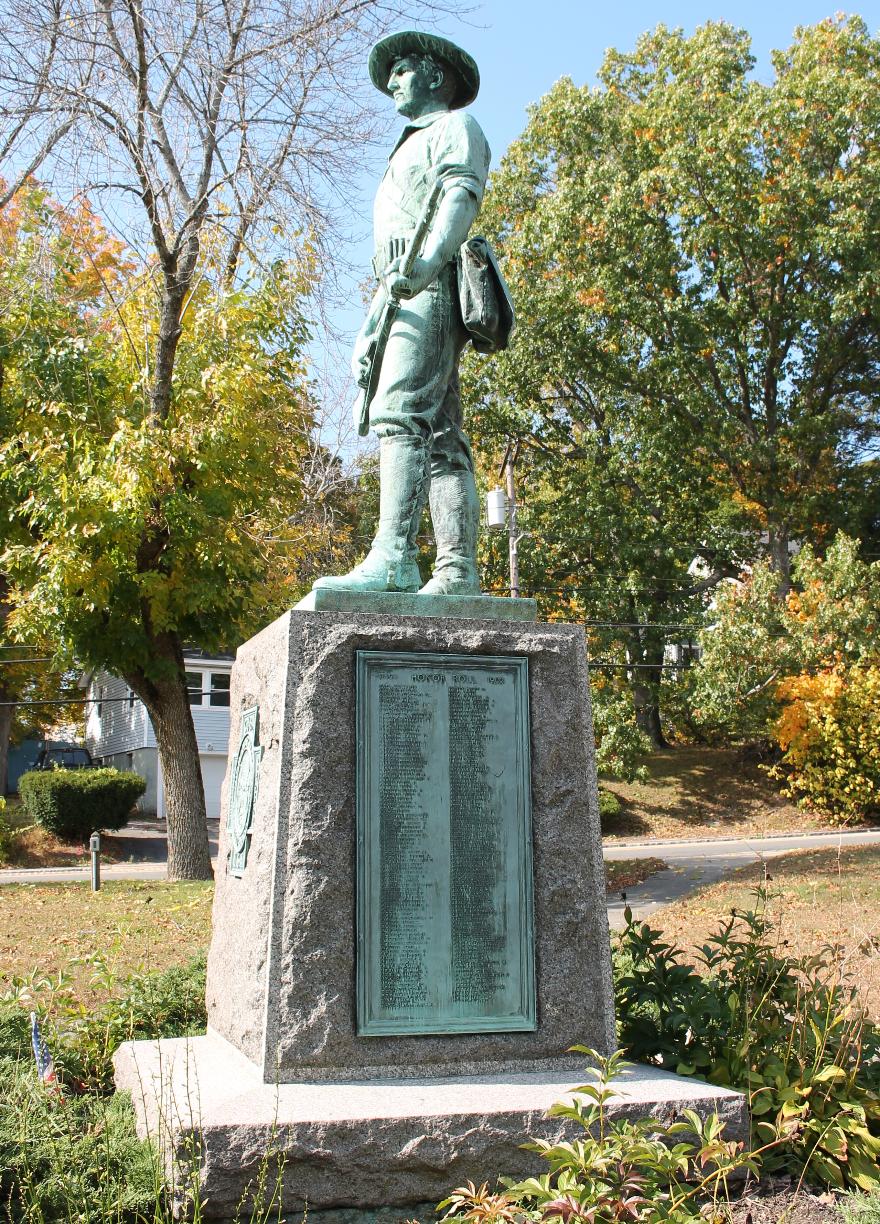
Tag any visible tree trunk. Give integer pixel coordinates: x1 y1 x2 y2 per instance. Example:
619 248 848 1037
626 620 669 749
632 670 668 749
128 632 213 881
767 524 792 595
0 696 12 797
0 578 12 796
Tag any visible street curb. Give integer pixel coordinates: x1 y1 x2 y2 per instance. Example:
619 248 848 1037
602 825 880 851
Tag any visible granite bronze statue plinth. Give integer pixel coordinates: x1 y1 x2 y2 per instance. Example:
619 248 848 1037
114 599 746 1221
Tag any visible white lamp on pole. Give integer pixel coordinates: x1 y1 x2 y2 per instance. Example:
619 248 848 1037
486 487 507 532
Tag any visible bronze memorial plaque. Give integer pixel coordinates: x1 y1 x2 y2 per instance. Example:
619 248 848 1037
356 650 535 1036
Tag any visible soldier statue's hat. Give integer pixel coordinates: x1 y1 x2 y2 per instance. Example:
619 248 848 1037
368 31 480 110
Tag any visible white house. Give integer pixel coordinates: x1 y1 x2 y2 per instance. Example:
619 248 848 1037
82 651 234 819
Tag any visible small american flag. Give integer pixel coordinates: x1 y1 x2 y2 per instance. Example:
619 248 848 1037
30 1012 61 1096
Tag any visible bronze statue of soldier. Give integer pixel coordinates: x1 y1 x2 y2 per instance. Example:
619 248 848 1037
313 31 508 597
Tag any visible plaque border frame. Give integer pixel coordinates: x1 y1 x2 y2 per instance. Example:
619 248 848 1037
355 649 536 1037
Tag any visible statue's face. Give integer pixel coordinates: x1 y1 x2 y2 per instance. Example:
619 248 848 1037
387 55 443 119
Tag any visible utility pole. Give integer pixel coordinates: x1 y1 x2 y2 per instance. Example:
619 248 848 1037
501 440 521 599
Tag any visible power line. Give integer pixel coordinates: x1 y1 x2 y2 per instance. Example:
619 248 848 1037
0 657 56 665
0 695 127 708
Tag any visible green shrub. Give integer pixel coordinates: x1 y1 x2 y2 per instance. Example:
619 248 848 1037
614 894 880 1190
1 954 207 1091
598 787 622 828
839 1192 880 1224
0 1056 164 1223
18 768 146 840
438 1048 752 1224
0 811 13 865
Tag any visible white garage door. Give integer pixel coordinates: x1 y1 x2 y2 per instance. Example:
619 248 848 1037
200 755 228 820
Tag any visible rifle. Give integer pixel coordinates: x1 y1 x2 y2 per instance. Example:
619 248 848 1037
355 179 445 437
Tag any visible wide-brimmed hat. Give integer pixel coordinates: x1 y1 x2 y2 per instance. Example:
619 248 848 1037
369 31 480 110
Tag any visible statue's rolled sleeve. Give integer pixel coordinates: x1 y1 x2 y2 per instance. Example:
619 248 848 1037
429 113 490 205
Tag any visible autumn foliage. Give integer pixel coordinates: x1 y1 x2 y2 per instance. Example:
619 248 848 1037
693 535 880 823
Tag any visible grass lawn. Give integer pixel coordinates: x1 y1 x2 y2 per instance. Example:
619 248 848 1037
601 745 878 842
649 844 880 1022
0 880 213 1002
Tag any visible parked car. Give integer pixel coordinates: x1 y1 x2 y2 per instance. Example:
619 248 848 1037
31 745 94 771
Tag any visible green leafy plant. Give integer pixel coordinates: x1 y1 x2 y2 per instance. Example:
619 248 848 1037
597 788 623 829
18 768 146 840
0 947 298 1223
839 1192 880 1224
614 894 880 1189
438 1049 753 1224
0 809 14 864
2 954 207 1091
0 1057 164 1223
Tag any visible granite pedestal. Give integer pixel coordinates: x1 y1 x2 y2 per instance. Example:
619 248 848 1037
115 598 746 1218
114 1033 747 1222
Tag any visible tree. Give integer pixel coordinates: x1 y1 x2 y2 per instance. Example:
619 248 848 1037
0 0 454 876
463 16 880 743
0 182 326 875
691 534 880 821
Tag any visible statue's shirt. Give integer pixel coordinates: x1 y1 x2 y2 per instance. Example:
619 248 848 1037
374 109 491 260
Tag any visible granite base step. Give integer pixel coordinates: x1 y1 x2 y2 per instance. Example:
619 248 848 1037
114 1031 748 1222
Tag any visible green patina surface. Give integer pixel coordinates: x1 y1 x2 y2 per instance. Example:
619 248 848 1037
226 706 262 878
296 588 537 621
356 650 535 1037
312 33 506 598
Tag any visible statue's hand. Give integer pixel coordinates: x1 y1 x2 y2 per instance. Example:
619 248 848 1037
384 255 437 300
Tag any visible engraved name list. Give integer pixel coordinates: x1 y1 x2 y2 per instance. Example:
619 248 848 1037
356 651 535 1036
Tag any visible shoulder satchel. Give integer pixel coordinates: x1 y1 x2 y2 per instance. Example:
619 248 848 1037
456 236 515 354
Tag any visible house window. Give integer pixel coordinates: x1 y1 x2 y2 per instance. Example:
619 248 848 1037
209 673 230 707
184 668 231 706
96 686 104 718
128 689 135 710
185 671 204 705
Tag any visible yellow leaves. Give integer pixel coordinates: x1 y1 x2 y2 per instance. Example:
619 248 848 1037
775 668 845 751
772 662 880 820
576 287 607 310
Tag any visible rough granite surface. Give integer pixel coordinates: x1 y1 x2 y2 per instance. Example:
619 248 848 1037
205 609 615 1082
114 1033 749 1223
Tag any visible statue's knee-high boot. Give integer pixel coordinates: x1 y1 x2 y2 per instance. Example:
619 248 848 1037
419 467 480 595
313 434 428 592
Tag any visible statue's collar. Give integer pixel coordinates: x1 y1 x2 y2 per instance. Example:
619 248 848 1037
390 109 449 157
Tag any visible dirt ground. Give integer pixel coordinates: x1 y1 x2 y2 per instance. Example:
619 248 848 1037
649 844 880 1022
725 1184 843 1224
601 747 878 842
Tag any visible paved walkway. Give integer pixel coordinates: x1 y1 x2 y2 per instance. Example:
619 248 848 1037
605 827 880 929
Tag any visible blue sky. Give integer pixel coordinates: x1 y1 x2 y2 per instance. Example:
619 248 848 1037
319 2 880 440
432 2 879 167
